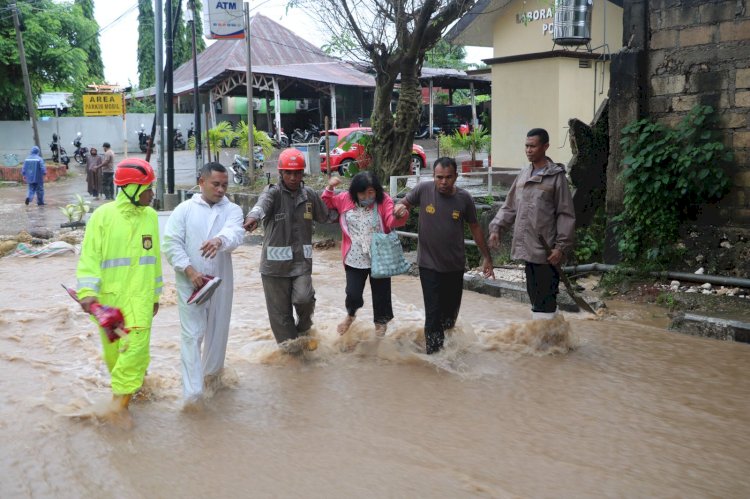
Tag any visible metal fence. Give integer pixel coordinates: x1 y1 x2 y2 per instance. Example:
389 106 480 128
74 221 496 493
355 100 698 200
388 168 520 200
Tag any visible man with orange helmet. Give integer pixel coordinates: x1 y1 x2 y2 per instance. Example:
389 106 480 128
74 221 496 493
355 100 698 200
243 148 330 351
75 158 162 421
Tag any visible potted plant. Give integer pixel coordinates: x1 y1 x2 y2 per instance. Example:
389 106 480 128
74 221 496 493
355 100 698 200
60 194 91 228
440 125 491 173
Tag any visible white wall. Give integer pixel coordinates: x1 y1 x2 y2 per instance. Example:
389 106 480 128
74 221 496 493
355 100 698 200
0 114 195 160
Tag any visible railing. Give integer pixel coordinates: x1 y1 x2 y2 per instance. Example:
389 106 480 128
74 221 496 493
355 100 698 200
389 168 520 199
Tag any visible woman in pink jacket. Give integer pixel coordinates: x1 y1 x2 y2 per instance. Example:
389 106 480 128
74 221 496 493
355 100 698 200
322 171 408 336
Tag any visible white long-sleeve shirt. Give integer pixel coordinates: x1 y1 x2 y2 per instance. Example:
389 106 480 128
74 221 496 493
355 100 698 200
163 194 245 287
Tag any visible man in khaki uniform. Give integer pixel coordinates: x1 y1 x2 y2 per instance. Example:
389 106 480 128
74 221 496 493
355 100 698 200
488 128 576 320
243 149 330 350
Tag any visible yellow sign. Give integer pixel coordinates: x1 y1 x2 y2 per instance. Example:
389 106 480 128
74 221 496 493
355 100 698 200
82 93 123 116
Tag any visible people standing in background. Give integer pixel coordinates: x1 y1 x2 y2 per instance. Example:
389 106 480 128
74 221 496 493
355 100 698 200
86 147 102 200
22 146 46 207
100 142 115 200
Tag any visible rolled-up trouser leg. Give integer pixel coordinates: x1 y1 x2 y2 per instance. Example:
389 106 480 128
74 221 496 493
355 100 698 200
525 262 560 313
419 267 444 354
101 327 151 395
262 275 298 343
292 274 316 333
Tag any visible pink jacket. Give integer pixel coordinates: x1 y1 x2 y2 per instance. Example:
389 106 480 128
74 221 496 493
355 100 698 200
322 188 407 264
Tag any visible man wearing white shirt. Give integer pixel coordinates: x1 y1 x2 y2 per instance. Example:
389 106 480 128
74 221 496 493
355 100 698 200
163 163 245 406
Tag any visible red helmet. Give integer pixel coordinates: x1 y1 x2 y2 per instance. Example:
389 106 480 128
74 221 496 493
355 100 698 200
278 148 305 171
114 158 156 186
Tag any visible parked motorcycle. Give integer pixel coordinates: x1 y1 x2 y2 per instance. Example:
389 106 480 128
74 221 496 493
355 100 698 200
136 124 150 153
291 123 320 144
414 123 443 139
230 147 265 185
271 124 289 148
50 133 60 163
174 125 187 150
72 132 88 165
50 133 70 166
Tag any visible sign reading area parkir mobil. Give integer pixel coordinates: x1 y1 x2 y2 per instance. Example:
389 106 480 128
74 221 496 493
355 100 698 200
203 1 244 39
82 94 123 116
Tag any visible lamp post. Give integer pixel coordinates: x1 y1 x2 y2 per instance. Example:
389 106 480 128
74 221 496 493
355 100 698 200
186 0 202 182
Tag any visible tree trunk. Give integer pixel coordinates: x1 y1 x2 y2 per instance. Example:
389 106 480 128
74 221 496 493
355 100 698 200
370 57 422 181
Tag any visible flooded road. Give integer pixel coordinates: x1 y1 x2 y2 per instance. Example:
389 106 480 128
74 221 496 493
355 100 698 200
1 242 749 498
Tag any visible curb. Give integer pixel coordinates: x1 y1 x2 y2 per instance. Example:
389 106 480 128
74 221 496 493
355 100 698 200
669 313 750 343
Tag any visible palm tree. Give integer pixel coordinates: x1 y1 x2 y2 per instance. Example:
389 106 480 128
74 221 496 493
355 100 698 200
188 121 234 162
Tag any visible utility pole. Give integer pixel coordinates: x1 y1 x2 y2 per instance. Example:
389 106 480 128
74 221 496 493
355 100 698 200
244 3 254 181
11 1 40 149
187 0 202 182
154 0 165 207
165 0 175 195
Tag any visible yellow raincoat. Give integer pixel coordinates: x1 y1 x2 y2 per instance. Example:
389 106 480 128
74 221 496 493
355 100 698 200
76 186 162 394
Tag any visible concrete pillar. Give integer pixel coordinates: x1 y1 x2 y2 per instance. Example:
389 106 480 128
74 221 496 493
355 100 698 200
604 0 649 263
330 84 337 129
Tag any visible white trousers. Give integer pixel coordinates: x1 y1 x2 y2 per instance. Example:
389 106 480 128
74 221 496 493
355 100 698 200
178 281 233 400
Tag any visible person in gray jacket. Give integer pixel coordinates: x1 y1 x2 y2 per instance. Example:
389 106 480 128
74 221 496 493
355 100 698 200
243 148 330 350
488 128 576 320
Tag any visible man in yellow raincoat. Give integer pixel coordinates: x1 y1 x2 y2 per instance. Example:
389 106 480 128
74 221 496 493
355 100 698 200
76 158 162 414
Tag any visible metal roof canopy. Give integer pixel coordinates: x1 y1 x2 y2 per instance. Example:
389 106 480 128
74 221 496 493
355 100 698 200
418 67 491 94
414 67 492 138
169 14 375 97
166 14 375 130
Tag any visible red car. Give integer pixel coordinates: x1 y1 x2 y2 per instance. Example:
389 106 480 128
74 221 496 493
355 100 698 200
319 127 426 175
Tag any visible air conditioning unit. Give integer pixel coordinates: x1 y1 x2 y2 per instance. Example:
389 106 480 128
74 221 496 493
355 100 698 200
296 100 309 111
252 99 261 110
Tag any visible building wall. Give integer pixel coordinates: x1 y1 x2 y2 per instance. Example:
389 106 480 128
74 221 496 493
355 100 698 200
490 56 613 167
0 114 195 160
493 0 623 58
488 0 622 166
491 59 559 166
646 0 750 223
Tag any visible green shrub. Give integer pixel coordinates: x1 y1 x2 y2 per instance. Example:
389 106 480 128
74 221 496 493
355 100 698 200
615 105 732 264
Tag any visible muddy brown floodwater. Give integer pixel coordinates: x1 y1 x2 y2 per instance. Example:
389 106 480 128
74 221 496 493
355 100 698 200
1 243 749 498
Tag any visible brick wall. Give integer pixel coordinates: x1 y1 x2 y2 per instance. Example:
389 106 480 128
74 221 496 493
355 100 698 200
0 164 68 183
647 0 750 223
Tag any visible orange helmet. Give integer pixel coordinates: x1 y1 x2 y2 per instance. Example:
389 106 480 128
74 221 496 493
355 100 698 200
114 158 156 186
278 148 305 171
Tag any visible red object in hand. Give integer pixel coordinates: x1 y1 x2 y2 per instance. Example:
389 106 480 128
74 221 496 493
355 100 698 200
89 303 129 342
62 284 130 343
